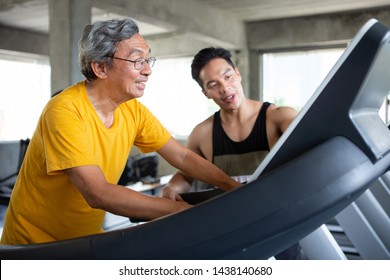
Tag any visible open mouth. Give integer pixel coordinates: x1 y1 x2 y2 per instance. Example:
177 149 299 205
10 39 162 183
223 94 235 102
136 81 147 90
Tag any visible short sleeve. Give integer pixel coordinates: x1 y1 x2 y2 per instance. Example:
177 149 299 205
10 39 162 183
41 102 96 174
132 101 172 153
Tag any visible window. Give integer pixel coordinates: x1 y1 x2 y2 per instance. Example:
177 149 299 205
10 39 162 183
139 57 219 138
262 48 389 123
0 54 217 141
262 49 344 111
0 51 51 141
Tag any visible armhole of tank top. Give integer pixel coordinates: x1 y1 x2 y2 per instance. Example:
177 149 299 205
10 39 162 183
211 111 221 164
259 102 271 150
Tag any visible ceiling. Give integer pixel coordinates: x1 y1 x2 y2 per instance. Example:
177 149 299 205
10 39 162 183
0 0 390 36
198 0 390 21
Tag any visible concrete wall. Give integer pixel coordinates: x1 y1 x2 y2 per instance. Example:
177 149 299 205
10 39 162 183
246 7 390 99
247 8 390 51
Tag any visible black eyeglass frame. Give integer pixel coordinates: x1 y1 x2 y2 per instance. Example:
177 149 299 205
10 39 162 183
106 56 156 70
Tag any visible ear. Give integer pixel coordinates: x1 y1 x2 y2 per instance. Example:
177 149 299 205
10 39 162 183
234 67 242 82
91 61 108 79
234 67 241 77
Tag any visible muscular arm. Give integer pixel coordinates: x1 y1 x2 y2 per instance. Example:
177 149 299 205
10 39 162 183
276 106 298 133
64 165 191 220
267 105 298 148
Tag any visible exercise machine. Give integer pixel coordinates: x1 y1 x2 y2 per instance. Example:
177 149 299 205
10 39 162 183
1 18 390 259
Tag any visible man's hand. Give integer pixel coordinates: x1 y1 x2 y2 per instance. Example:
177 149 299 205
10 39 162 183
161 186 185 201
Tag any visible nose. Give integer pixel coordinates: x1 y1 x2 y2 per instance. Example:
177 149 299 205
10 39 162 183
219 81 230 94
140 62 152 76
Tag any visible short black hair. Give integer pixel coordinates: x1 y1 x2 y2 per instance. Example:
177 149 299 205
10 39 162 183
191 47 235 89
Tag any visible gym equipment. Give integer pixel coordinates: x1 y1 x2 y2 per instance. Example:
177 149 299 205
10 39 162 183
1 18 390 259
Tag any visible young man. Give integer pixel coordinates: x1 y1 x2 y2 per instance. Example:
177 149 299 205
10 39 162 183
161 47 300 259
0 19 240 245
162 47 297 200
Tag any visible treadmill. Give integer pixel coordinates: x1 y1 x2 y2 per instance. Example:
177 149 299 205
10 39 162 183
1 18 390 260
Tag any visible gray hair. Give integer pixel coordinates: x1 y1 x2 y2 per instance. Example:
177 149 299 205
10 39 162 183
78 18 139 81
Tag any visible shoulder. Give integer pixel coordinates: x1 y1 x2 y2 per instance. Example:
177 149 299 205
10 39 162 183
190 115 214 138
267 103 297 120
187 114 214 153
266 103 298 132
46 82 86 110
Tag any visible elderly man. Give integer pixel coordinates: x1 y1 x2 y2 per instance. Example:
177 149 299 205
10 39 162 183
0 19 240 245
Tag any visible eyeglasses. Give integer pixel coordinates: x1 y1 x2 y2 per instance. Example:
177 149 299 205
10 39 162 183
107 56 156 70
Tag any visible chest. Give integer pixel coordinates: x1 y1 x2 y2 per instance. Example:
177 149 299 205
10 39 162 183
221 121 256 142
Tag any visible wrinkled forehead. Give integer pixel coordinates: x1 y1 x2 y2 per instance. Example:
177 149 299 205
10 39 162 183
115 34 151 56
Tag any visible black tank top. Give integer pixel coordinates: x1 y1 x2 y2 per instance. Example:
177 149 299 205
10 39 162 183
211 102 271 179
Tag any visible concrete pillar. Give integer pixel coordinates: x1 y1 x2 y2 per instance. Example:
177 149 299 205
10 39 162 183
248 50 261 101
231 48 251 100
48 0 91 95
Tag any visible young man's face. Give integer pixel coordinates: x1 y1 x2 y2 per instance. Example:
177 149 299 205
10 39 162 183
200 58 244 111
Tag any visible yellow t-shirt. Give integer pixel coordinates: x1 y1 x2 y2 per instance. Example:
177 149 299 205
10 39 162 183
1 81 171 245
